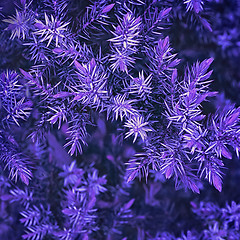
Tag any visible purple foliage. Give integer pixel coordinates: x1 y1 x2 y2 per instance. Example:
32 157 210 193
0 0 240 239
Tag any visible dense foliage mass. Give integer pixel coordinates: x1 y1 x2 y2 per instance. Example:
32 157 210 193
0 0 240 239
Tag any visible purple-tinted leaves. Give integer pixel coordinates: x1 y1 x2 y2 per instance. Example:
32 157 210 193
101 4 115 14
87 169 107 195
159 147 201 193
208 105 240 161
22 224 54 240
191 200 240 237
115 198 135 228
34 22 45 30
48 106 67 129
156 37 170 59
8 98 33 126
52 48 64 54
0 70 33 126
204 222 227 239
166 58 215 132
64 117 88 156
72 92 85 101
34 14 69 47
184 0 203 14
61 183 97 232
10 187 33 208
212 173 222 192
109 13 141 73
62 208 74 216
195 91 217 105
73 59 108 108
199 156 224 192
80 1 114 35
124 115 152 143
144 7 172 37
20 68 33 81
110 48 135 73
188 180 200 194
225 107 240 126
199 70 213 82
192 115 205 121
126 154 149 183
171 69 177 85
199 17 213 32
20 171 32 186
109 94 138 121
122 199 135 211
221 145 232 159
64 130 87 156
20 206 41 226
53 92 73 99
192 58 214 84
160 7 172 18
147 36 180 74
20 0 26 5
200 58 214 74
183 127 207 154
3 154 32 185
168 59 181 68
224 201 240 231
59 161 84 186
127 169 138 183
3 10 33 40
165 165 173 179
74 60 87 76
128 71 152 98
4 2 240 239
